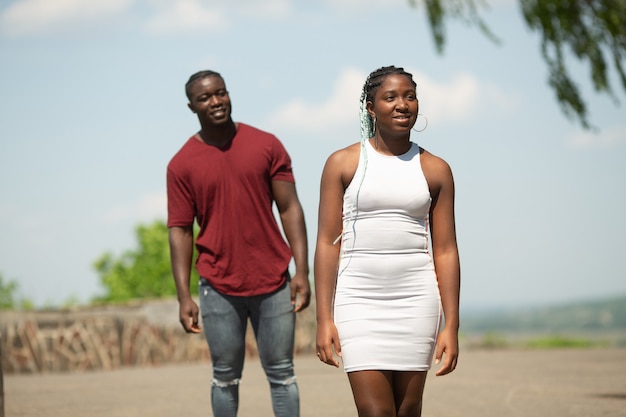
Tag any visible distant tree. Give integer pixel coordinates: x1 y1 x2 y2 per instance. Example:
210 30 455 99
0 273 33 310
0 273 19 310
93 220 199 302
410 0 626 129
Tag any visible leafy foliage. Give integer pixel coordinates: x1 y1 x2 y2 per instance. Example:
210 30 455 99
409 0 626 129
525 335 606 349
0 273 19 309
0 273 33 310
94 220 199 302
409 0 500 52
520 0 626 129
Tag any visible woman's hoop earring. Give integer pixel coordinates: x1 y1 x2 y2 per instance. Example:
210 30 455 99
412 114 428 133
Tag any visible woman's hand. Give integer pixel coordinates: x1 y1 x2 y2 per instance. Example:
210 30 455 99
434 325 459 376
316 319 342 367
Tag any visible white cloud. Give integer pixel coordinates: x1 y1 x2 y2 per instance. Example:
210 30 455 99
0 0 294 36
0 0 133 36
412 70 519 123
566 125 626 150
321 0 406 13
142 0 297 35
143 0 229 35
264 67 516 136
102 192 167 224
415 73 481 122
236 0 293 20
263 67 366 134
0 0 511 38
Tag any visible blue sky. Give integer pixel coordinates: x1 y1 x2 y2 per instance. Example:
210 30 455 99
1 0 625 310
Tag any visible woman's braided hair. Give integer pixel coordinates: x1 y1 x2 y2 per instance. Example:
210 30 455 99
359 66 417 140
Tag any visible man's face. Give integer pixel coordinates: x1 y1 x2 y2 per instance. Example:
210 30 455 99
187 76 232 126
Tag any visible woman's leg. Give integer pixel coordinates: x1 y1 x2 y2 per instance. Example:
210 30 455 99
393 371 428 417
347 370 428 417
348 370 396 417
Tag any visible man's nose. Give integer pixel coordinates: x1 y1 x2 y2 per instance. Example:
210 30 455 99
209 96 222 106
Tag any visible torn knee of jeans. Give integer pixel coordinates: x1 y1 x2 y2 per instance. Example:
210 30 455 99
211 377 241 388
269 375 297 386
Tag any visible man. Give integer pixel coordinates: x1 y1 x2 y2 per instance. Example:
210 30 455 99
167 70 310 417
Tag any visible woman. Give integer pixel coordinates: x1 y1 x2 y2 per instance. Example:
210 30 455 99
314 65 460 417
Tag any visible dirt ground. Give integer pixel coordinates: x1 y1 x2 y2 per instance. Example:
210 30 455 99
4 348 626 417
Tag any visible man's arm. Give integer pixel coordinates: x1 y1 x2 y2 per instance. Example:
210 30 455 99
272 180 311 312
169 225 201 333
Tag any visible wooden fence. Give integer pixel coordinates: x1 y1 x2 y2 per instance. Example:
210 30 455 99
0 299 316 375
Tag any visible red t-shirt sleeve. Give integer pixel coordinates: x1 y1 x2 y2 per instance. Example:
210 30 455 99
166 163 195 228
269 135 295 183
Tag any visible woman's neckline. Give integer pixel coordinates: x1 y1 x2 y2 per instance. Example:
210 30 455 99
365 138 415 157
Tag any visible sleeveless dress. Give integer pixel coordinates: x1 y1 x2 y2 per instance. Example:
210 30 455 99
334 140 442 372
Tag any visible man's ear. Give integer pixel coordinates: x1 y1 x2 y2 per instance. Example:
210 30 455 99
187 102 196 113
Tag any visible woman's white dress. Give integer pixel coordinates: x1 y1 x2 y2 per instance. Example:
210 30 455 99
334 140 441 372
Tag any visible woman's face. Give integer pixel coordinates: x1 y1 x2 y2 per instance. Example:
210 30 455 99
369 74 418 135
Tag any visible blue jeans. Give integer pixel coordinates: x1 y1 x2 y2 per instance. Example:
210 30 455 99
199 279 299 417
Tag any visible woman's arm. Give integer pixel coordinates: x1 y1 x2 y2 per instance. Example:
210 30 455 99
423 151 461 376
314 146 357 367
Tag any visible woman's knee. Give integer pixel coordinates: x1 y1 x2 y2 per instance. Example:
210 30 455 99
354 401 395 417
396 400 422 417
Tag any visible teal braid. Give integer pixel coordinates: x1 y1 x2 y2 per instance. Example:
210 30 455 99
359 90 374 141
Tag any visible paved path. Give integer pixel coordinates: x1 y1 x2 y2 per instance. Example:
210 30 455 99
5 348 626 416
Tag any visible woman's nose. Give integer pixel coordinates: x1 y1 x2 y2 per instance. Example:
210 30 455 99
397 99 409 110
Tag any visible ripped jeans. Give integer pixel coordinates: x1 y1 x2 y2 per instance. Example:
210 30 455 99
199 279 299 417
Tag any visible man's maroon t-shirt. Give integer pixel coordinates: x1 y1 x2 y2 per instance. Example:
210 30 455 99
167 123 295 296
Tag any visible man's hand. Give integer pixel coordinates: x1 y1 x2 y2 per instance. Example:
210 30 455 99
178 297 202 334
290 271 311 312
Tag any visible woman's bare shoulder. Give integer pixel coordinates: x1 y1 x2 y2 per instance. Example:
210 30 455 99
322 142 362 187
420 147 454 188
325 142 361 167
328 141 360 158
420 147 452 173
